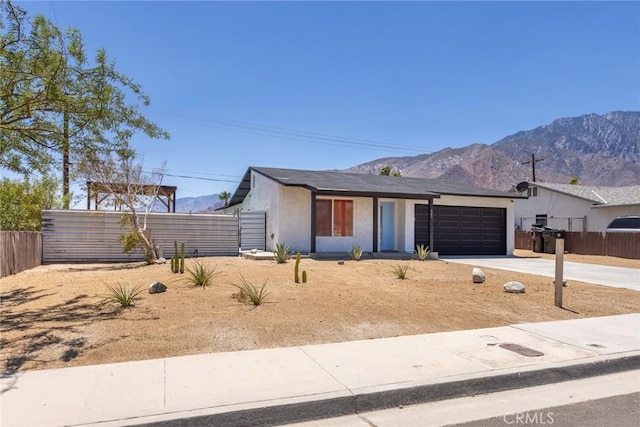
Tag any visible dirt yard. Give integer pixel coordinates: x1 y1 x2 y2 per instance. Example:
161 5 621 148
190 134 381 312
1 250 638 373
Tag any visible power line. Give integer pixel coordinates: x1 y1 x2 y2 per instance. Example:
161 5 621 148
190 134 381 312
141 169 239 183
151 108 440 154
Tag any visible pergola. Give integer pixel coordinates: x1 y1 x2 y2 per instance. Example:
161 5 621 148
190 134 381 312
86 181 177 212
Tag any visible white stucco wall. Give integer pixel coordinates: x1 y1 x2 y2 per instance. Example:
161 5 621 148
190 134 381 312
513 187 638 232
402 196 515 255
233 171 282 251
278 186 312 253
316 197 373 252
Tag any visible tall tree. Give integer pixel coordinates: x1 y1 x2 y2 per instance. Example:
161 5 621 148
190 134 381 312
75 150 166 264
0 1 168 205
0 175 60 231
218 190 231 206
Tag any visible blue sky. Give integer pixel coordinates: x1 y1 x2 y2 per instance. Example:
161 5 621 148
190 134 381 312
13 1 640 201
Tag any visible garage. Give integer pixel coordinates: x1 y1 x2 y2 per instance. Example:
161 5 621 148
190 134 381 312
415 205 506 255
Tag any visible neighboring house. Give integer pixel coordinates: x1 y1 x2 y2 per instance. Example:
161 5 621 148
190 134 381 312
513 182 640 232
222 167 521 256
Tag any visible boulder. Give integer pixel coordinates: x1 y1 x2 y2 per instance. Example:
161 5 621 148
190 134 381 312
504 281 525 293
149 282 167 294
472 267 486 283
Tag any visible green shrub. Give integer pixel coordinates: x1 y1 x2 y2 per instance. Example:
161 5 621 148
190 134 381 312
348 244 363 261
273 243 291 264
392 264 409 279
232 275 269 306
98 282 144 309
184 261 222 288
415 244 430 261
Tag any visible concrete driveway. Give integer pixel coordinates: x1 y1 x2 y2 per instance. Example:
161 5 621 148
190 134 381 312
442 256 639 291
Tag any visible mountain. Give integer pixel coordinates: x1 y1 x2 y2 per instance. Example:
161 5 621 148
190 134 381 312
347 111 640 190
173 194 224 213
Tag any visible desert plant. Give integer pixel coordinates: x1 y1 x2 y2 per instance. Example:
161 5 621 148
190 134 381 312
302 270 307 283
172 240 179 273
180 242 185 273
348 244 363 261
273 242 291 263
184 261 222 288
415 244 430 261
392 264 409 280
232 275 270 306
97 282 144 309
294 252 301 283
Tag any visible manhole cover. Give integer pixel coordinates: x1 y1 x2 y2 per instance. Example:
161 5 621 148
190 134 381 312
499 343 544 357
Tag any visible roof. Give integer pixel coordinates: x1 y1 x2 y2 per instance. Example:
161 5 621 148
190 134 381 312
226 166 518 208
529 182 640 208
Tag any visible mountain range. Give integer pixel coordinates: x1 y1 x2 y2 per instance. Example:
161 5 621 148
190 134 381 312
175 111 639 211
171 194 223 213
346 111 639 190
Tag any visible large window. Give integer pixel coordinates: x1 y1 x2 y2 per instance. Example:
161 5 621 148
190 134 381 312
316 199 354 237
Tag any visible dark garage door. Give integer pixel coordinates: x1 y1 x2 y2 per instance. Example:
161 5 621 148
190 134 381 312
415 205 506 255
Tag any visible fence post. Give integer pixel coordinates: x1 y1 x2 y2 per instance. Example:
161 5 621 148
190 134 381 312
554 230 565 308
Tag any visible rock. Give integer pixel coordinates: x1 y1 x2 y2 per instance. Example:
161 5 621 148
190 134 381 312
155 257 166 264
338 260 345 265
504 281 525 293
472 267 486 283
149 282 167 294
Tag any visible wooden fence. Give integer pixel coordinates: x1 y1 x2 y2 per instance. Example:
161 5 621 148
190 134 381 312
515 231 640 260
0 231 43 278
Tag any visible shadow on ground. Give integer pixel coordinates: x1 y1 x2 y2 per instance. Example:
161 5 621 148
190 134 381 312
0 286 123 386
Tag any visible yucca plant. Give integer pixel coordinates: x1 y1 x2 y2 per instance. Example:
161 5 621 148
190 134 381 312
232 275 270 306
273 242 291 264
348 244 363 261
392 264 409 280
97 282 144 309
184 261 222 288
415 244 430 261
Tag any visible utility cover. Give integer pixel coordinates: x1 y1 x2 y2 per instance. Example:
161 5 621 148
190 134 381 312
499 343 544 357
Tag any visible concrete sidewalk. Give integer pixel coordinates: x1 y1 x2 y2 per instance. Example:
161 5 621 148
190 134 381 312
442 256 640 290
1 314 639 427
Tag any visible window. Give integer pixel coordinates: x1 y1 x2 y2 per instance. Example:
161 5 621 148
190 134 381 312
527 187 538 197
535 214 548 227
316 199 353 237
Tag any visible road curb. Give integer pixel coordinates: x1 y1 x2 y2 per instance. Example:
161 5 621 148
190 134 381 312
137 353 640 427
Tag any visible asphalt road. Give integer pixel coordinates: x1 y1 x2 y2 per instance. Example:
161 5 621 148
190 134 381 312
450 392 639 427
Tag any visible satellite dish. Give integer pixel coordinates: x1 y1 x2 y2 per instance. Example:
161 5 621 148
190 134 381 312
515 182 529 193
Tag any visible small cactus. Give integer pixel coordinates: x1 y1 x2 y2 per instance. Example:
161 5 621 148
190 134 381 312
294 252 301 283
173 240 179 273
302 270 307 283
180 242 185 273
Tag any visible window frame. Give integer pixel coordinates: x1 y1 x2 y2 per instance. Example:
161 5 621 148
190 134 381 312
315 198 354 237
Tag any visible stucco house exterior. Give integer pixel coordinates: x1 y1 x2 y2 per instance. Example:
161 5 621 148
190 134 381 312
513 182 640 232
223 167 520 256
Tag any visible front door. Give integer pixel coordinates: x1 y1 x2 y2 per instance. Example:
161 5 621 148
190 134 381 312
380 202 395 251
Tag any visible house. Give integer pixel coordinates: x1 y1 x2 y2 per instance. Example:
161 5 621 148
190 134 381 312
513 182 640 232
223 167 520 256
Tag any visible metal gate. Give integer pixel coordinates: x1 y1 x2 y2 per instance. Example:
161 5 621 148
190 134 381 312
239 211 266 251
